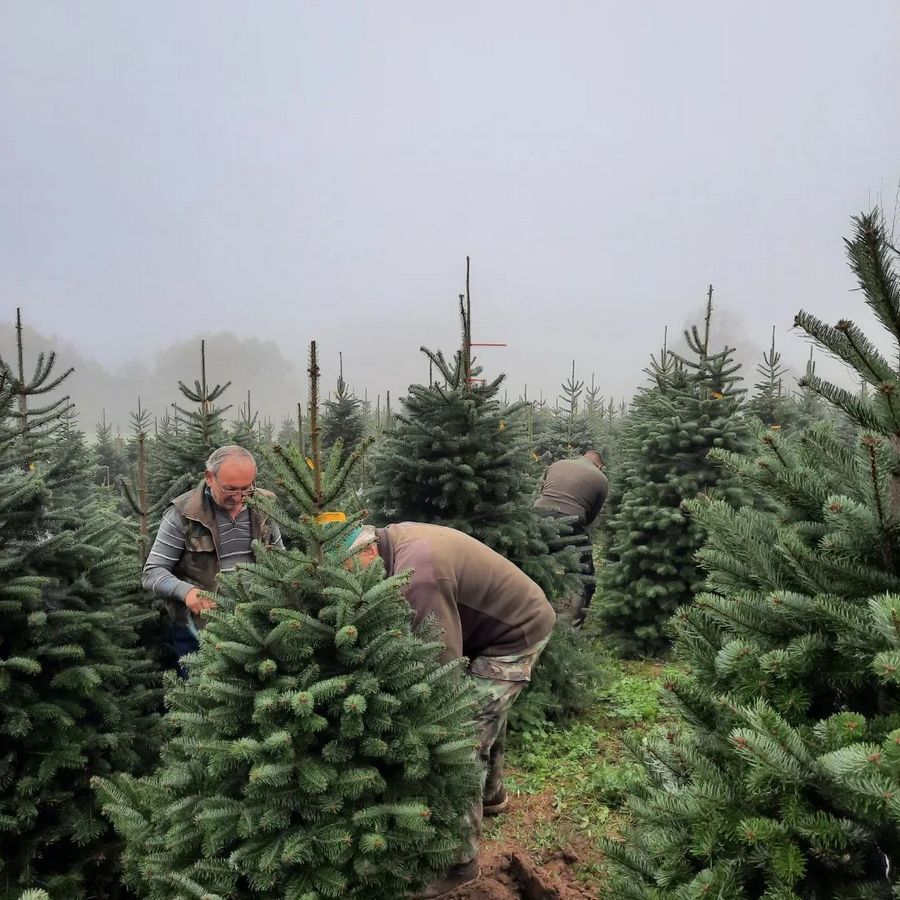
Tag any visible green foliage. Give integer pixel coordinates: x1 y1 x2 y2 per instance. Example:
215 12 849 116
367 293 599 735
367 293 585 607
92 408 130 487
748 327 796 429
322 359 364 455
602 212 900 897
147 340 230 505
598 302 752 657
95 349 483 899
0 343 161 898
502 661 664 860
508 620 607 734
535 361 598 462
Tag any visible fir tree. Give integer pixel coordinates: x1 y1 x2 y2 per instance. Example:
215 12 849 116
598 290 751 657
277 415 299 448
95 342 482 899
603 212 900 897
258 417 276 448
0 340 160 898
119 397 189 673
120 398 189 564
147 340 231 505
230 390 259 450
367 267 598 727
322 354 365 454
92 408 129 487
535 361 598 462
748 326 792 428
367 292 583 605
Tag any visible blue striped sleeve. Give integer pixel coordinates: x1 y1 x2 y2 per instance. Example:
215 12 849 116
142 507 194 602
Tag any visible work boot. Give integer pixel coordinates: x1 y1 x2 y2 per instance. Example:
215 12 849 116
412 859 480 898
482 786 509 817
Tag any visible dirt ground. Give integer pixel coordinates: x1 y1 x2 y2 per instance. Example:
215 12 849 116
438 848 596 900
440 789 602 899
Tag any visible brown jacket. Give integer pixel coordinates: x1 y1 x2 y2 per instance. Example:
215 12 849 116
534 458 609 527
169 483 277 628
375 522 555 664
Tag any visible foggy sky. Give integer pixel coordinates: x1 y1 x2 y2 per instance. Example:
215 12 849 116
2 1 900 429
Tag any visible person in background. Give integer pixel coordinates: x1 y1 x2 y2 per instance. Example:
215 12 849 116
142 444 283 672
534 450 609 626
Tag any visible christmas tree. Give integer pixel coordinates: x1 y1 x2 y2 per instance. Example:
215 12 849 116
0 336 160 898
95 342 482 899
535 361 597 462
120 398 188 564
92 408 129 488
598 290 751 657
367 266 597 727
748 326 794 428
147 339 231 505
322 353 365 455
367 284 584 607
602 211 900 897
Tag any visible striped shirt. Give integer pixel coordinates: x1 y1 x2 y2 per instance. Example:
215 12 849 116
142 495 284 602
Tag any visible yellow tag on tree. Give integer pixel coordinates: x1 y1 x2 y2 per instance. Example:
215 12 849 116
315 511 347 524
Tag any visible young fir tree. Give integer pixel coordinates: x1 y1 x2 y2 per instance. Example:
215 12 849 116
230 390 259 447
367 273 597 726
602 212 900 898
367 292 583 606
119 397 190 672
535 361 598 462
258 417 276 448
0 341 160 898
598 291 751 657
748 327 794 429
147 340 231 505
322 354 365 454
277 415 300 448
95 342 482 900
120 399 188 564
92 408 129 487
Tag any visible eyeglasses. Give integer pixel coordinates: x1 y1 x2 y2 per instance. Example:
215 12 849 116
212 473 256 497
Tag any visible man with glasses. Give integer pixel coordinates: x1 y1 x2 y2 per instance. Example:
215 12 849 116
142 445 284 671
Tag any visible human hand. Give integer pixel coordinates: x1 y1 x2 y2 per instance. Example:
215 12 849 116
185 588 216 616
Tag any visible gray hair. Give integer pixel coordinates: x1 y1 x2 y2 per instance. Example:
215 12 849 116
347 524 377 555
205 444 257 474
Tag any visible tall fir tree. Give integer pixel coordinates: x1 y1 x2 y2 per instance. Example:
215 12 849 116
367 289 583 606
119 398 189 565
602 211 900 898
277 415 299 448
367 268 598 726
229 390 259 450
0 337 160 898
598 289 751 657
92 409 129 487
95 342 482 899
535 361 598 462
322 353 365 455
748 327 794 428
147 340 231 505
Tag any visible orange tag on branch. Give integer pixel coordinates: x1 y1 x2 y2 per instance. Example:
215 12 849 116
315 511 347 524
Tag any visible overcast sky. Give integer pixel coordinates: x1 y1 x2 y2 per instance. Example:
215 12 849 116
2 1 899 419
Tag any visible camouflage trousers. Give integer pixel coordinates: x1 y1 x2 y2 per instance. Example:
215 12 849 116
460 634 551 865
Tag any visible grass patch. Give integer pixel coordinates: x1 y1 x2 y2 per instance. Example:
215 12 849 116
493 655 671 878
